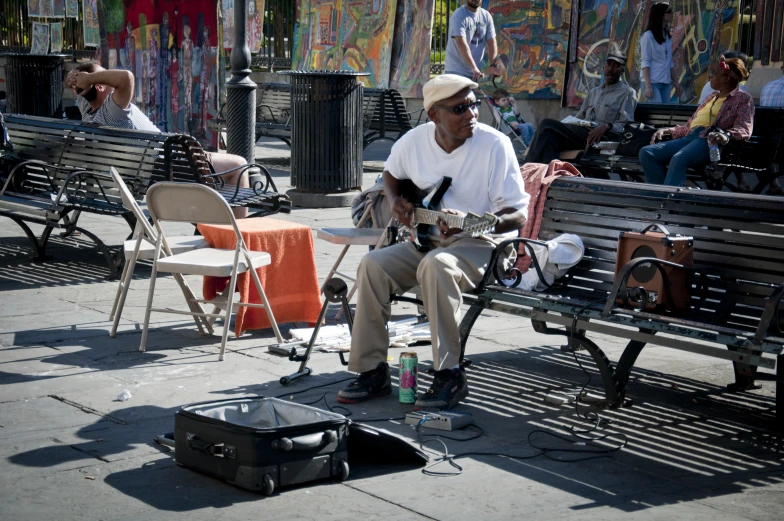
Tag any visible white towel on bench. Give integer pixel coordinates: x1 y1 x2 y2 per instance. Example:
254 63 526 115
514 233 584 291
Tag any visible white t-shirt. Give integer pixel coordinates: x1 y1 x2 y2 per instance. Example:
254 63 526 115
384 122 529 238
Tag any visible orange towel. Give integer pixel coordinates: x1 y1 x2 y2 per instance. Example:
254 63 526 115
515 160 582 272
199 218 323 336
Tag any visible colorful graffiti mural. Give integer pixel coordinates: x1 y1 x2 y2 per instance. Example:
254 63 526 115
389 0 434 98
82 0 100 47
292 0 398 88
97 0 219 149
31 22 50 54
222 0 264 53
565 0 741 107
66 0 78 18
50 22 63 53
28 0 54 18
487 0 573 99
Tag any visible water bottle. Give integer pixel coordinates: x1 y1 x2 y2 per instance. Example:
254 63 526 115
709 144 721 163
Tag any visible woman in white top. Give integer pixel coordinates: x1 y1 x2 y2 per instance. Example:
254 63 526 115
640 2 682 103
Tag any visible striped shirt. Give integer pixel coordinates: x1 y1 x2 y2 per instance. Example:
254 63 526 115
76 94 160 132
760 76 784 107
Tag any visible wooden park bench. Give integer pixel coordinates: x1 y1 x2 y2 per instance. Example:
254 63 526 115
362 88 426 148
457 177 784 427
575 104 784 193
0 114 289 276
254 82 295 147
246 83 424 150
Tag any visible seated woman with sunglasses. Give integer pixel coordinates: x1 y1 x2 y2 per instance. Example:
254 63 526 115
336 74 529 411
639 56 754 186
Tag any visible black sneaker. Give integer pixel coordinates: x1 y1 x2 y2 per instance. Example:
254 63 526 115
414 367 468 410
336 362 392 404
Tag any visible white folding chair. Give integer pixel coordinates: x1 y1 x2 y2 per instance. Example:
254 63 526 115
141 182 283 361
108 168 211 338
316 195 391 318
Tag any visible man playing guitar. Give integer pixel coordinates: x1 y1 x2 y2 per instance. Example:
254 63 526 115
337 74 529 410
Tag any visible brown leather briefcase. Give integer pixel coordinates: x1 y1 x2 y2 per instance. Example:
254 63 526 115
614 224 693 312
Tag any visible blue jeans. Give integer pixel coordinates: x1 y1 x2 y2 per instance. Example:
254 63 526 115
642 82 673 103
639 128 710 186
512 122 535 146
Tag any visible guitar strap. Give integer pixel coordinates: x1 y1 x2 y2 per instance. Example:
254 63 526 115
422 176 452 209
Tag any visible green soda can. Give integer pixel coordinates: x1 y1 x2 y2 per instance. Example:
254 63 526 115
399 352 418 403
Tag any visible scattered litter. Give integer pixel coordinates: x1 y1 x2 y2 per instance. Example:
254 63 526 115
289 396 294 400
670 383 679 390
85 476 96 480
692 399 698 404
96 438 104 442
287 320 431 353
117 390 132 402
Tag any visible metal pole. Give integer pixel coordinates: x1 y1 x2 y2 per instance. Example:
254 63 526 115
226 0 257 164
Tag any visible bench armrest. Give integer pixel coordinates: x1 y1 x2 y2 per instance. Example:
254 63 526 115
1 159 59 196
754 283 784 345
257 104 289 125
203 162 280 202
54 169 122 209
601 257 693 316
406 107 427 126
477 237 550 293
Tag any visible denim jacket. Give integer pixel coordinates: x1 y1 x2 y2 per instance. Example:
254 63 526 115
670 86 755 141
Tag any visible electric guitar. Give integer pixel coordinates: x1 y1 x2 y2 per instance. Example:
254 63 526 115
398 177 498 253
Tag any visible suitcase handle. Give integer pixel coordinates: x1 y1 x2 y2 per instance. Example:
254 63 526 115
640 224 670 235
271 430 337 452
186 434 236 459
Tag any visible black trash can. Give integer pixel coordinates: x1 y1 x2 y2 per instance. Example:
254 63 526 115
4 54 66 118
278 70 369 192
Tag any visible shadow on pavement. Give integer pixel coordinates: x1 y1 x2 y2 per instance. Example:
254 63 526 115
5 344 782 512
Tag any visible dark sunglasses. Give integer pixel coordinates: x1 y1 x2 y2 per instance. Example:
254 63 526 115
433 100 482 115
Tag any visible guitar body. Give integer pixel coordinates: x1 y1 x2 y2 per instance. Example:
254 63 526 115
399 177 451 253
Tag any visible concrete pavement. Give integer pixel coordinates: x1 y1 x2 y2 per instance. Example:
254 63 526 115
0 138 782 520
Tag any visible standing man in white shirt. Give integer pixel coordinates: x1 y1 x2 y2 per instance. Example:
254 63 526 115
336 75 529 410
445 0 501 81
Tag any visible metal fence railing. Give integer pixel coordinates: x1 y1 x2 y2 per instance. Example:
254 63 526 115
430 0 460 75
248 0 461 75
251 0 295 71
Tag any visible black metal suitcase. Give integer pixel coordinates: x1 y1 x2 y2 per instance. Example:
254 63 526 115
174 397 350 495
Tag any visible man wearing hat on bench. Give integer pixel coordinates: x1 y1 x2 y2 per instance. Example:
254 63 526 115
525 51 637 164
336 74 530 410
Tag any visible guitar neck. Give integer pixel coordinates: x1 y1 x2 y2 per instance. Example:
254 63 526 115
412 208 464 229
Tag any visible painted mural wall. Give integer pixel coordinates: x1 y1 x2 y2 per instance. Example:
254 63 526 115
389 0 435 98
565 0 741 107
486 0 573 100
104 0 219 149
222 0 264 52
292 0 398 88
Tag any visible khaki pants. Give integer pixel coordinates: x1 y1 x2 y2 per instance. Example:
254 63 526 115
349 236 510 373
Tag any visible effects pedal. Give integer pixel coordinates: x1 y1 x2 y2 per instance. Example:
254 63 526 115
405 411 474 431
